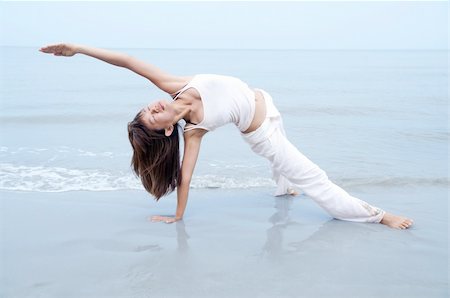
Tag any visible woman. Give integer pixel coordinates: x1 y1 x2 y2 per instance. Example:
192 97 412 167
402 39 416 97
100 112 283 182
39 43 414 229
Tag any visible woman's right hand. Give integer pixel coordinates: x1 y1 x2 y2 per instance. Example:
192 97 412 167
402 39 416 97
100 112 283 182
150 215 181 224
39 43 78 57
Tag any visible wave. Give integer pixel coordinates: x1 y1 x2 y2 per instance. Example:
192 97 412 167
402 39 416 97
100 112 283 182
0 146 126 158
338 176 449 188
0 113 131 124
0 163 275 192
396 130 449 141
0 163 448 193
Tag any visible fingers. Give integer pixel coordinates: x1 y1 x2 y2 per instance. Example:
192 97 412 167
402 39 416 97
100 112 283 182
150 215 171 222
149 215 177 224
39 45 57 53
39 44 63 54
150 215 164 222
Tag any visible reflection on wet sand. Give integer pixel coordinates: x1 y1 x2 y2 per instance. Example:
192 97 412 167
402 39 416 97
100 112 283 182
176 220 190 253
173 196 390 263
261 196 390 262
139 193 433 297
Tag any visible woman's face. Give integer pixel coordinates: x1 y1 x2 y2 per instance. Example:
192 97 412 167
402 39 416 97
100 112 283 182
140 99 175 130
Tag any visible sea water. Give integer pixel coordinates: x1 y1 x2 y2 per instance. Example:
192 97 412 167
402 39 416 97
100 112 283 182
0 47 448 193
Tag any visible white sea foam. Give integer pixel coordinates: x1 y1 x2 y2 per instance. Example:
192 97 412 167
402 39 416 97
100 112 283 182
0 163 140 192
1 163 448 193
0 163 276 192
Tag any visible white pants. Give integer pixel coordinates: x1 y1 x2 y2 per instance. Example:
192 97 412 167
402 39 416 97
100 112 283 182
241 89 385 223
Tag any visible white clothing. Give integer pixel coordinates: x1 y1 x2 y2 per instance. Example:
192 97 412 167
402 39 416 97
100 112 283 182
171 74 385 223
171 74 256 132
241 89 385 223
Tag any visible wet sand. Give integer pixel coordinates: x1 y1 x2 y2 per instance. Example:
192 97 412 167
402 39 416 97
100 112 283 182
0 186 447 297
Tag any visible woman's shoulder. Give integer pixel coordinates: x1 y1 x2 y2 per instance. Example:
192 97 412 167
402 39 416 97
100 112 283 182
168 75 197 95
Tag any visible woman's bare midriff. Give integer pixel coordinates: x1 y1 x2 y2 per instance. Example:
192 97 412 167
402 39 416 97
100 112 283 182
242 89 266 134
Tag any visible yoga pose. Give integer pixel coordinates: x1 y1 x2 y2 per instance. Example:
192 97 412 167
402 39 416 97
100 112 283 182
39 43 414 229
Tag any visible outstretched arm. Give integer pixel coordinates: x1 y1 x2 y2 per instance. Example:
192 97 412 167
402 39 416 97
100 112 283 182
151 130 205 223
40 43 132 67
39 43 190 94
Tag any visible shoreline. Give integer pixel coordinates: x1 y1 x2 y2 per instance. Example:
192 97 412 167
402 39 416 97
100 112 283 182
1 186 447 297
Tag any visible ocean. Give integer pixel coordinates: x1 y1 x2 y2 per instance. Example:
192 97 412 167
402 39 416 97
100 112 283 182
0 47 447 193
1 47 448 297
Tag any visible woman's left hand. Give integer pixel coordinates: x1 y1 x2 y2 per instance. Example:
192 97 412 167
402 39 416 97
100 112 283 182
150 215 180 224
39 43 79 57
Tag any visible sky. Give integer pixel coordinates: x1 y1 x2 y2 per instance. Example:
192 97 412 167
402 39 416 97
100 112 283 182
0 0 448 50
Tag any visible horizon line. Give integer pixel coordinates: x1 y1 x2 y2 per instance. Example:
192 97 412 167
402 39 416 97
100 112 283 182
1 45 449 51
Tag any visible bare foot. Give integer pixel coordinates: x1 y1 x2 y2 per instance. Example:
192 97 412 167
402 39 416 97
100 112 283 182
380 212 414 229
288 188 299 196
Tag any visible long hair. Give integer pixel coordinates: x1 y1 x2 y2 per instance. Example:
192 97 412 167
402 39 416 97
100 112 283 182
127 110 182 200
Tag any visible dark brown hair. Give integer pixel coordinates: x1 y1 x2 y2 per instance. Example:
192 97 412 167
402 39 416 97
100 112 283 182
127 110 182 200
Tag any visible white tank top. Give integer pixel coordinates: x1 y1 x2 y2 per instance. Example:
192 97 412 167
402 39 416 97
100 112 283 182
170 74 256 132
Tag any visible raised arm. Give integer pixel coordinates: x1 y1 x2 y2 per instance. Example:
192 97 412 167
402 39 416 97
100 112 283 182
39 43 190 94
151 130 206 223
